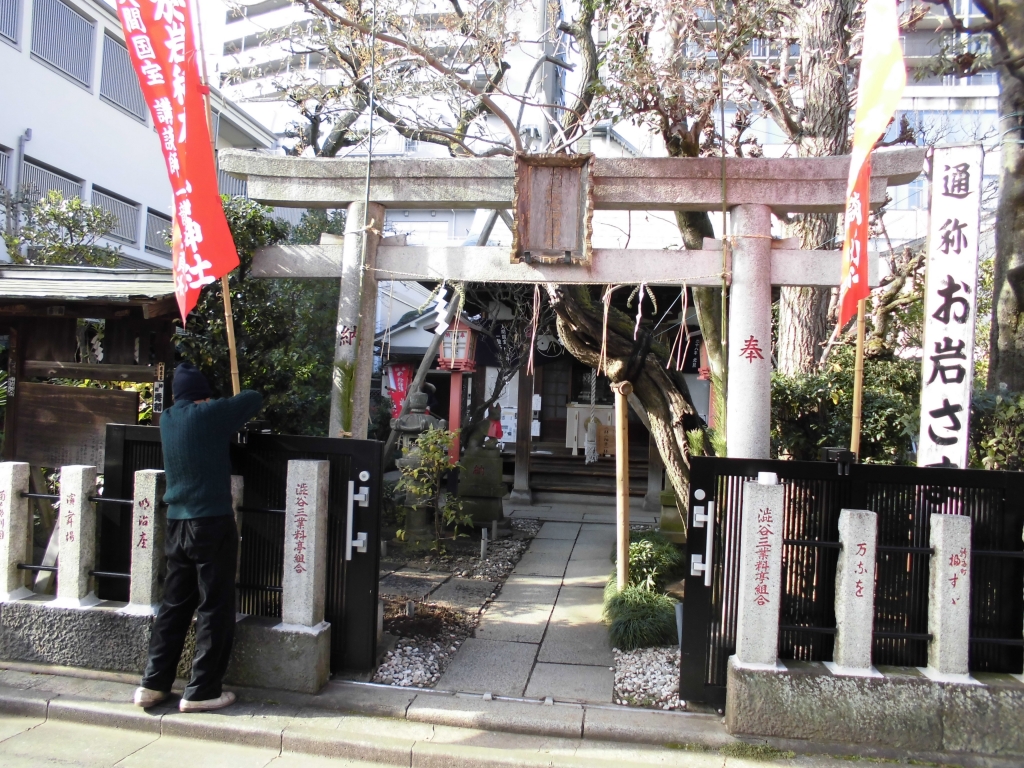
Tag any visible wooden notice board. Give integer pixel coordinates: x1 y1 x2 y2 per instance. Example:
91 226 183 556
12 383 138 468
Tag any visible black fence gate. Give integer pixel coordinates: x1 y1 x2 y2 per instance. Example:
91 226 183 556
680 457 1024 708
101 424 383 672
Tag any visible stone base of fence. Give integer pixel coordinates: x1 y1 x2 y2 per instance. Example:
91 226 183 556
725 656 1024 757
0 598 330 695
226 616 331 695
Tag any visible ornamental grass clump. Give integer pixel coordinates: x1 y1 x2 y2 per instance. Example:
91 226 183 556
603 583 678 650
604 530 683 650
625 531 684 592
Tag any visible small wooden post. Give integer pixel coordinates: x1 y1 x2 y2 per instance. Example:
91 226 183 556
613 381 632 591
221 276 241 396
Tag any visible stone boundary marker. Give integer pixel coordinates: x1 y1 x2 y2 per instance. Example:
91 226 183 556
0 462 31 601
126 470 166 614
829 508 880 676
56 465 99 607
926 512 972 681
734 472 784 667
282 459 329 628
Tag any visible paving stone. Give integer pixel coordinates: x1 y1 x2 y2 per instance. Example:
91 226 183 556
118 732 280 767
495 575 562 604
536 522 581 540
523 538 576 558
378 570 449 600
0 713 45 742
429 578 498 612
538 587 614 666
525 662 614 703
511 553 569 578
436 638 538 696
475 602 554 644
562 558 613 588
1 719 160 767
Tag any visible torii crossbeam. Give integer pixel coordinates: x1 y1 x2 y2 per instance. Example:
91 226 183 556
219 147 925 458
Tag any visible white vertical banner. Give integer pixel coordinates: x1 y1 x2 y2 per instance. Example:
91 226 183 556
917 144 985 468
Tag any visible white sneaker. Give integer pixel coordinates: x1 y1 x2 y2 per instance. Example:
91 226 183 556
133 687 170 707
179 691 236 712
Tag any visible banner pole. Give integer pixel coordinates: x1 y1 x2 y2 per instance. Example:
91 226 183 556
849 299 867 457
195 3 241 395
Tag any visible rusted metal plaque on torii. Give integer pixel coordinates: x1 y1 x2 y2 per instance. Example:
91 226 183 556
12 382 138 467
512 153 593 264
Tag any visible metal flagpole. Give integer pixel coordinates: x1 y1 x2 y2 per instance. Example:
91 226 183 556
195 1 241 395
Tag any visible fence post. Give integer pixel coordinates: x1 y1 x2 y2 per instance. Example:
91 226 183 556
282 460 329 627
926 513 972 680
734 472 785 667
231 475 244 589
57 465 99 606
830 509 880 675
126 470 166 613
0 462 32 601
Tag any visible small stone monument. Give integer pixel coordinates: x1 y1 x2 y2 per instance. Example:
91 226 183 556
391 387 445 542
458 404 507 528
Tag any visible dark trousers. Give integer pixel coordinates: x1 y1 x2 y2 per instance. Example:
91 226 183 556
142 515 238 701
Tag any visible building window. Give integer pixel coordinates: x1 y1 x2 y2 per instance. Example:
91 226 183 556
21 159 82 202
91 187 140 245
100 34 146 121
0 147 10 189
31 0 95 87
0 0 20 44
892 174 927 210
145 210 172 255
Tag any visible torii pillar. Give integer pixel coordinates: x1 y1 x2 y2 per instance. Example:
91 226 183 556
728 205 773 458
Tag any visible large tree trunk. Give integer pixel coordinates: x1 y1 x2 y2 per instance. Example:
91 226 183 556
549 285 704 506
776 0 855 375
987 13 1024 389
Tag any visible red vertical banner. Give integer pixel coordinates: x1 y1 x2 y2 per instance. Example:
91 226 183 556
116 0 239 322
837 159 872 328
387 363 414 411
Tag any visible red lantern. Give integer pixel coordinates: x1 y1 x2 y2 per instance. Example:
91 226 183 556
438 318 477 372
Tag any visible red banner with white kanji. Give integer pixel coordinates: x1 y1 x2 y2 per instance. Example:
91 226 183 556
836 0 906 329
116 0 239 322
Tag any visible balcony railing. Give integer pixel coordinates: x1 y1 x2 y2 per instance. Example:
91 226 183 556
145 210 172 255
31 0 95 87
1 0 19 44
0 149 10 190
100 34 147 121
21 160 82 202
218 168 248 198
92 188 139 245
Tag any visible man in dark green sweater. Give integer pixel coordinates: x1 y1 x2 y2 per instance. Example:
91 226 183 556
133 363 262 712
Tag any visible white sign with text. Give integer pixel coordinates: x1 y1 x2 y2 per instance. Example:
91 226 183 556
917 144 984 468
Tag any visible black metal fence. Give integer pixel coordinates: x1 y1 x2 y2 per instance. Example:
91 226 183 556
102 424 383 671
681 457 1024 707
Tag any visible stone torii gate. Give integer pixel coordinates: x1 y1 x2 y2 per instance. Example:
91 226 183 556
219 148 924 460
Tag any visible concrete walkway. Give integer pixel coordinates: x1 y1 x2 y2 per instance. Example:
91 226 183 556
438 519 619 702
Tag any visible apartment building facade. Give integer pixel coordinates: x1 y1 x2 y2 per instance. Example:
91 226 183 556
0 0 276 267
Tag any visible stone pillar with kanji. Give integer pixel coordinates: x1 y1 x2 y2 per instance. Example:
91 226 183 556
282 460 329 627
831 509 879 674
0 462 32 601
57 465 99 606
127 470 167 613
926 513 972 680
733 472 785 666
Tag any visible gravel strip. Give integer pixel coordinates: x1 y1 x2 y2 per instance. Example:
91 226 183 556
613 646 686 710
373 516 539 688
372 602 477 688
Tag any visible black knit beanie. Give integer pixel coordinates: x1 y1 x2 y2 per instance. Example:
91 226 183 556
172 362 212 403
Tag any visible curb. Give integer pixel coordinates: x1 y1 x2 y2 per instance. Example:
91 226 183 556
1 663 1018 768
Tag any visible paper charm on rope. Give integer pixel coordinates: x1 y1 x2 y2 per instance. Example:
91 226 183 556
116 0 240 322
836 0 906 329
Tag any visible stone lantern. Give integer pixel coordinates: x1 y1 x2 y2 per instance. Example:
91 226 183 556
391 387 445 542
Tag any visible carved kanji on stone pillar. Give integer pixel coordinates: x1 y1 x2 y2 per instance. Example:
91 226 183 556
512 153 593 265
